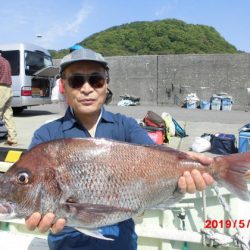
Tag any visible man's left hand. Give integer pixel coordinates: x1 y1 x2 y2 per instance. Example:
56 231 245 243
178 152 214 193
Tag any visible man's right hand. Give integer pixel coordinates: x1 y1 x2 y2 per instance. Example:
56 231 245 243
25 212 66 234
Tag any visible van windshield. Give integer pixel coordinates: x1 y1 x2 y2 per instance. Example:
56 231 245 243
1 50 20 76
25 50 53 76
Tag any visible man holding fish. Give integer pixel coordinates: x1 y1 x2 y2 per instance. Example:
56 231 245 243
24 48 215 250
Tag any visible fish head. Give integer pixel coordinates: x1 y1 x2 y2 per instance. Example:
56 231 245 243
0 144 61 219
0 165 38 219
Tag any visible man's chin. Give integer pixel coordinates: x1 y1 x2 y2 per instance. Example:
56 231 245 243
75 105 100 115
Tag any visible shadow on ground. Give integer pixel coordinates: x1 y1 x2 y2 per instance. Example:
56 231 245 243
14 110 57 117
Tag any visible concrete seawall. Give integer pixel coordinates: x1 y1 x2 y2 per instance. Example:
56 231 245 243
54 53 250 109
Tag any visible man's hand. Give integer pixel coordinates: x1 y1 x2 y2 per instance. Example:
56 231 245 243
178 151 214 193
25 212 66 234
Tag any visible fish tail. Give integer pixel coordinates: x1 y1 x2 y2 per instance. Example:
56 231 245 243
212 151 250 201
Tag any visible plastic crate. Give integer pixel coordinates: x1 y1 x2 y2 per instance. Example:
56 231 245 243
200 100 210 110
186 101 197 109
222 99 232 111
239 131 250 152
211 99 221 110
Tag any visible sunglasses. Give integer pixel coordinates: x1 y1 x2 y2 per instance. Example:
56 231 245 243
62 72 107 89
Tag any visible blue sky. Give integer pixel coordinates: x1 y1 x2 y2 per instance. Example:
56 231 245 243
1 0 250 52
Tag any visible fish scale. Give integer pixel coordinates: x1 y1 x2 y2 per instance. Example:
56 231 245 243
0 137 249 235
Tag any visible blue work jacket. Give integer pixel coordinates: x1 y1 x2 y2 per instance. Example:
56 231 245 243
29 107 154 250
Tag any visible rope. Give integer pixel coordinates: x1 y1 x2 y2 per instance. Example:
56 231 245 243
177 209 189 250
213 184 250 250
199 184 250 249
201 228 234 246
201 190 207 246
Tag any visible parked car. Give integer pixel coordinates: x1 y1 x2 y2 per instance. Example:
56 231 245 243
0 43 58 113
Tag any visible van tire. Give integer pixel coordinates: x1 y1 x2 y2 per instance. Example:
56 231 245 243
12 107 24 114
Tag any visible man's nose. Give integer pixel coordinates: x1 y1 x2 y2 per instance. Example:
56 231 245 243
80 81 93 92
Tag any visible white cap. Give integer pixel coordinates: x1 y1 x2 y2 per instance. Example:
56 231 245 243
60 48 108 74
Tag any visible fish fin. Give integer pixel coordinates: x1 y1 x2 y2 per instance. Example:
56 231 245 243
62 204 104 225
213 152 250 201
63 202 135 214
74 227 114 241
134 209 145 217
145 144 189 160
61 202 135 225
150 191 185 210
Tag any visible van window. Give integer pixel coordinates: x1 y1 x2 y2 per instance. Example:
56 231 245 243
25 50 52 76
1 50 20 76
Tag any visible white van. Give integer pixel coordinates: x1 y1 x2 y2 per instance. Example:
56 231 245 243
0 43 57 113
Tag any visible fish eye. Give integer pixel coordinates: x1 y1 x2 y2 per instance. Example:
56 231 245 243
16 172 29 185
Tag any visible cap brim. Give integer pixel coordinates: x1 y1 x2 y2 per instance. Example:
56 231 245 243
60 59 108 73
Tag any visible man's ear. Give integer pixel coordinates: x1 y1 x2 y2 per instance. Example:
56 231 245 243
59 79 65 94
105 88 113 105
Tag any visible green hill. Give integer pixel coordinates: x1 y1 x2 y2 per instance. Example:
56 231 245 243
50 19 239 58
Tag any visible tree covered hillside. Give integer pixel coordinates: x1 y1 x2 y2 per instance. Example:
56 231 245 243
50 19 238 58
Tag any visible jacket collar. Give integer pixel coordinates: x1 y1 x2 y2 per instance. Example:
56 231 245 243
62 106 114 131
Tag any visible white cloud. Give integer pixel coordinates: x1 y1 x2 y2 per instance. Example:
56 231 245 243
40 4 92 49
154 0 180 18
155 6 168 18
66 7 90 33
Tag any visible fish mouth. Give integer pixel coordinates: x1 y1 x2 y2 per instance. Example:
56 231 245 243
0 203 16 219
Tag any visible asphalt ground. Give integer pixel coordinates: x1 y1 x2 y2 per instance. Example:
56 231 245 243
0 103 249 154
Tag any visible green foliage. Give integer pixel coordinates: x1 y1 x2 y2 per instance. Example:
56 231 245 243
51 19 239 58
49 49 69 59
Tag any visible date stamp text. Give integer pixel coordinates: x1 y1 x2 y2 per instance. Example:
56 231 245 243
205 219 250 229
